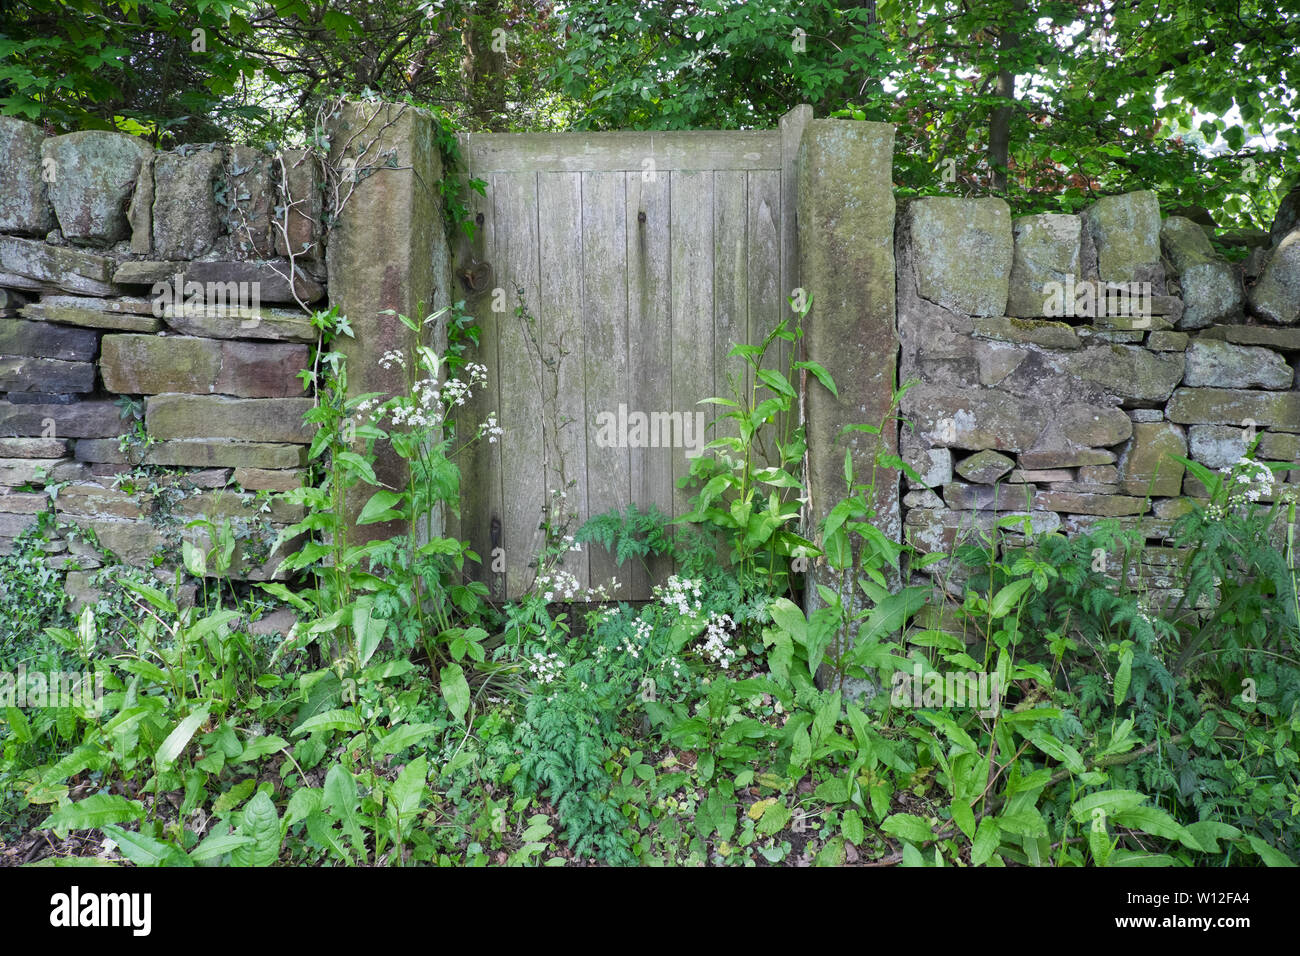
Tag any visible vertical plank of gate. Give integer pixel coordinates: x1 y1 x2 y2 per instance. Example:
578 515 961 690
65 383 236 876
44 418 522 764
670 170 715 529
747 168 782 471
581 171 630 600
712 170 747 447
462 169 504 599
494 171 544 599
537 170 590 593
626 171 673 596
712 170 747 571
777 105 812 458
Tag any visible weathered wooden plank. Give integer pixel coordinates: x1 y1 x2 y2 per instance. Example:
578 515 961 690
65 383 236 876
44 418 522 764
626 171 675 594
713 170 747 433
747 169 783 470
493 171 544 599
469 131 781 173
670 170 715 525
778 106 811 412
581 171 630 600
777 106 812 523
537 171 590 593
459 166 505 598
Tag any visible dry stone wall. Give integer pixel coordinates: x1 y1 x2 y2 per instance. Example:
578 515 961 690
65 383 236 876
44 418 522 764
1 106 1297 613
0 116 326 587
897 189 1300 607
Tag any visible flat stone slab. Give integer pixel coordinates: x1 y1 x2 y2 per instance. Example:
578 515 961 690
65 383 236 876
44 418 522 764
113 260 324 304
152 149 223 259
19 301 160 333
1064 345 1185 404
1058 403 1132 447
1032 490 1150 515
0 399 122 438
943 481 1035 510
74 437 308 469
145 393 315 443
1017 444 1116 470
903 384 1048 452
38 294 158 315
0 318 98 361
1184 339 1294 389
1080 191 1162 284
1147 331 1188 351
0 236 117 295
1167 387 1300 427
0 437 67 458
0 356 96 393
232 466 306 491
101 334 309 397
1249 228 1300 325
1188 424 1249 468
972 316 1080 349
161 305 316 342
1201 324 1300 350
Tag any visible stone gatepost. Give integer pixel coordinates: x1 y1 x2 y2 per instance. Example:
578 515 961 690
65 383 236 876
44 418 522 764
327 101 453 544
797 119 899 694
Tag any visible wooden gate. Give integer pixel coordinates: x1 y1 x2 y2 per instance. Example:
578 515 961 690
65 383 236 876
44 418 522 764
456 112 808 600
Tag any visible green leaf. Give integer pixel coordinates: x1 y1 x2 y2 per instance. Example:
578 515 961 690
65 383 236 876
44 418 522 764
155 706 210 770
1113 644 1133 708
440 663 470 722
373 722 437 756
841 808 864 844
45 794 144 831
232 791 281 867
755 368 796 397
182 539 206 578
189 831 255 862
292 708 362 736
971 818 1001 865
213 779 256 815
101 825 192 867
996 807 1047 838
1246 835 1297 867
794 360 837 397
1070 790 1149 822
989 579 1032 619
4 707 32 743
233 734 289 764
882 812 933 844
387 755 428 825
357 489 404 525
756 800 791 835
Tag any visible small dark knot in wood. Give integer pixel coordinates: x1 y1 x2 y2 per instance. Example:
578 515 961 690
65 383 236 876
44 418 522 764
458 259 493 293
637 210 647 224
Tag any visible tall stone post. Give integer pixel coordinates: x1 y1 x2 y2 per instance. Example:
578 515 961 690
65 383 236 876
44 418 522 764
327 101 452 543
797 119 899 693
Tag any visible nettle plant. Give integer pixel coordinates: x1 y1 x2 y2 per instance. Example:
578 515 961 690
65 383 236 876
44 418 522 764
266 304 497 724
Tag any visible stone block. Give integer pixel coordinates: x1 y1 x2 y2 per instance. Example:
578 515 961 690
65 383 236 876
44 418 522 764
41 130 151 245
145 393 315 443
1007 213 1081 317
1117 421 1187 496
1184 339 1293 389
151 147 224 259
905 197 1013 316
0 117 55 235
